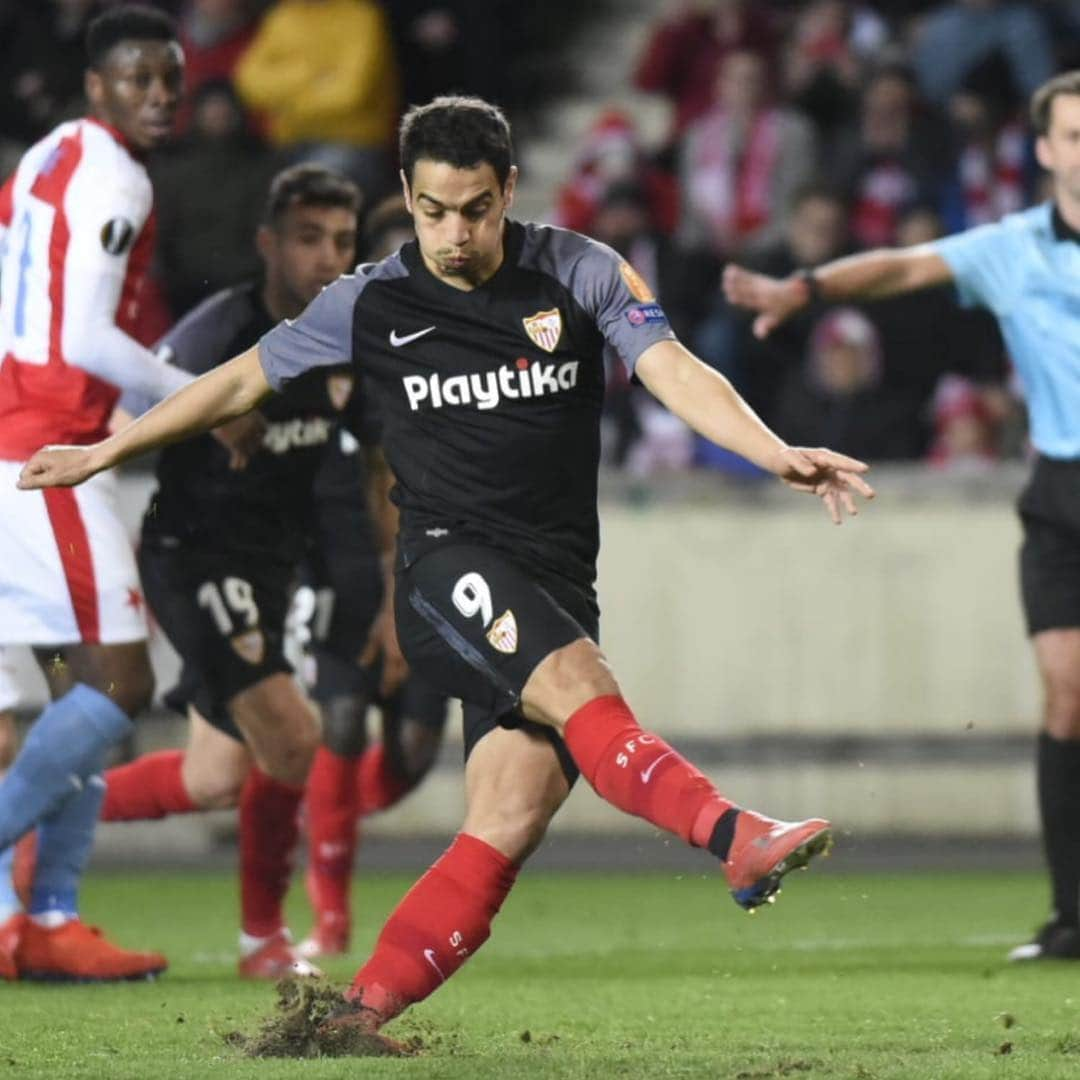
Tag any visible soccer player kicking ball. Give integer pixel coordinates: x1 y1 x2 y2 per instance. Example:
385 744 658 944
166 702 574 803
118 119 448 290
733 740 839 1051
724 70 1080 964
19 96 872 1046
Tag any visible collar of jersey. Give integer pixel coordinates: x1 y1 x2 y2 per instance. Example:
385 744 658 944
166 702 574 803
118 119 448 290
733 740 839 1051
404 220 524 298
1051 203 1080 245
85 115 139 158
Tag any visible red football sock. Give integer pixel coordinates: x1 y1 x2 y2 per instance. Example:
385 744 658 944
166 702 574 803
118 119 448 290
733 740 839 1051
346 832 517 1022
355 743 415 816
304 746 358 920
563 695 735 847
240 767 304 939
100 750 196 822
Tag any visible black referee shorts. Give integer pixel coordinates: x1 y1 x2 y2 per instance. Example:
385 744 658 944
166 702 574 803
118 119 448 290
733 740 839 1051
1019 455 1080 635
139 539 293 741
394 542 599 778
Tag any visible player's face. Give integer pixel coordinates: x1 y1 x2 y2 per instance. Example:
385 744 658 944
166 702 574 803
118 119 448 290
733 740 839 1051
403 160 517 290
259 204 358 316
86 40 185 151
1037 94 1080 203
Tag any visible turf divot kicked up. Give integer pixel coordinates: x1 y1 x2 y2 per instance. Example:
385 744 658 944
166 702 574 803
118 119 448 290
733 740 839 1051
223 978 420 1058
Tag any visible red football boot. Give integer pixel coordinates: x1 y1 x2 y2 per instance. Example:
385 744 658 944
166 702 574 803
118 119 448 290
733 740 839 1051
238 929 323 980
723 811 833 911
317 994 414 1057
0 913 25 981
17 919 167 982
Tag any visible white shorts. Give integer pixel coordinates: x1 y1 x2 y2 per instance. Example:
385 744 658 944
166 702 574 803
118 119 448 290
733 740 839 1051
0 462 147 646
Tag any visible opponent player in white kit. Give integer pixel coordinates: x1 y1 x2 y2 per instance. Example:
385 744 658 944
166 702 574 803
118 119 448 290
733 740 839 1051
0 5 200 982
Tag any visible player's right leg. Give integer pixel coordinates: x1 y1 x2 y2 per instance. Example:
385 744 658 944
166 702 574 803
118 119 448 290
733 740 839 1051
0 467 166 981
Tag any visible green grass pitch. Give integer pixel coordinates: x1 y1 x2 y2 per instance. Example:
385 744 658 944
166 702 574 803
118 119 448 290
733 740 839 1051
2 867 1079 1078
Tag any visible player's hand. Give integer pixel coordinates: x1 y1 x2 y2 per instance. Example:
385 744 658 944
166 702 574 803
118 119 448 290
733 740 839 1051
359 565 409 697
212 412 266 471
17 444 105 490
723 265 808 339
770 446 875 524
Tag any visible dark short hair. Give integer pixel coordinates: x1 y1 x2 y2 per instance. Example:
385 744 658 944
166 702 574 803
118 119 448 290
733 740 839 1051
1031 71 1080 136
361 194 413 258
399 95 514 189
86 4 177 71
262 164 362 228
790 182 846 214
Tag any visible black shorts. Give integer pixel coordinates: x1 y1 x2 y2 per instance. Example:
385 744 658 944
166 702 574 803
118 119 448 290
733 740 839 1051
297 498 447 732
138 539 293 740
1019 455 1080 635
395 542 599 778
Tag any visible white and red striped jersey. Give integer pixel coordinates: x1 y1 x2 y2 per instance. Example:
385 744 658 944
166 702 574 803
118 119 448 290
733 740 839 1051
0 117 187 460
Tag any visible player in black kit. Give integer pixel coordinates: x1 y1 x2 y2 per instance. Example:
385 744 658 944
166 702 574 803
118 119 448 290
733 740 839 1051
100 164 362 979
22 96 874 1051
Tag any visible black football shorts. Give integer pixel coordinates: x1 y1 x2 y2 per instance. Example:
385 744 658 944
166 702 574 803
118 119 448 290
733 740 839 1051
394 542 599 776
297 496 447 732
1018 455 1080 635
138 539 293 740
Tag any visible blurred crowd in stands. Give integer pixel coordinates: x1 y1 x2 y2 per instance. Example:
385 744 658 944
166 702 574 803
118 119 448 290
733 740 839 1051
2 0 1076 476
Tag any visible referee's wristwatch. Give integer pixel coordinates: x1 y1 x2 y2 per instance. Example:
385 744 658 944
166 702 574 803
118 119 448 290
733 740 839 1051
793 269 823 307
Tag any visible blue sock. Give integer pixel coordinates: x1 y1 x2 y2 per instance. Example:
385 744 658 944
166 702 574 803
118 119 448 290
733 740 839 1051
0 843 19 920
0 684 131 851
30 775 107 919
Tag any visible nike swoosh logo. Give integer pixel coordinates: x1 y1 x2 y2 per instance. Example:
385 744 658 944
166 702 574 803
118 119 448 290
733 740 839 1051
640 750 675 784
423 948 445 981
389 326 436 347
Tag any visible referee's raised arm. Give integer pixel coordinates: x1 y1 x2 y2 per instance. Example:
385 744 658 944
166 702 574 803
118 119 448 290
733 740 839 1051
17 345 274 490
723 245 955 340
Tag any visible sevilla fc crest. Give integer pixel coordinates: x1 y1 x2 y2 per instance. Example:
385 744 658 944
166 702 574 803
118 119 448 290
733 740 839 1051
522 308 562 353
230 629 265 665
327 373 354 410
486 609 519 654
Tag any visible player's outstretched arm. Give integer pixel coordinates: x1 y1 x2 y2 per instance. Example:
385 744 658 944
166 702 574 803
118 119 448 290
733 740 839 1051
18 346 273 490
722 246 953 339
636 340 874 523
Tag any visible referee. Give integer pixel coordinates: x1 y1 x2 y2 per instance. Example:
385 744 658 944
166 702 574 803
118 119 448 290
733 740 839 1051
725 70 1080 962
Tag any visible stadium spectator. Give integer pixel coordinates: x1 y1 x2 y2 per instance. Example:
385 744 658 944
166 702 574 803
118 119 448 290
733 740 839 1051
827 64 951 247
152 79 274 317
634 0 778 144
772 307 923 460
552 108 678 238
724 68 1080 963
912 0 1054 108
940 86 1029 231
696 184 849 422
174 0 262 135
0 3 198 984
926 373 1007 471
678 49 818 258
0 0 101 155
233 0 399 196
19 95 873 1053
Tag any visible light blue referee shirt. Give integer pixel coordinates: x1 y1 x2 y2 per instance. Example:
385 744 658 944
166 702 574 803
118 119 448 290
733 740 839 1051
933 202 1080 460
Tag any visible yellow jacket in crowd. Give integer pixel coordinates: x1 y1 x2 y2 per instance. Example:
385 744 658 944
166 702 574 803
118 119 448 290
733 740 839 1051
234 0 399 150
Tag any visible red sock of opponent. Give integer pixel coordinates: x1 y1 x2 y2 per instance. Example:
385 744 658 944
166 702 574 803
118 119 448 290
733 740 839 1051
101 750 196 821
355 743 415 816
240 768 304 939
304 746 358 920
563 695 736 848
346 832 517 1022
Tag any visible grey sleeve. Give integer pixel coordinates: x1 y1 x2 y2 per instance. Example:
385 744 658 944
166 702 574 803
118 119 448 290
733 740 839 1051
259 273 363 391
154 288 258 376
557 233 676 376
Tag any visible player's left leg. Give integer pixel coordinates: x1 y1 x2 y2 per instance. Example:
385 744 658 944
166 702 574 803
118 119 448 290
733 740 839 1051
325 724 566 1040
229 672 322 979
